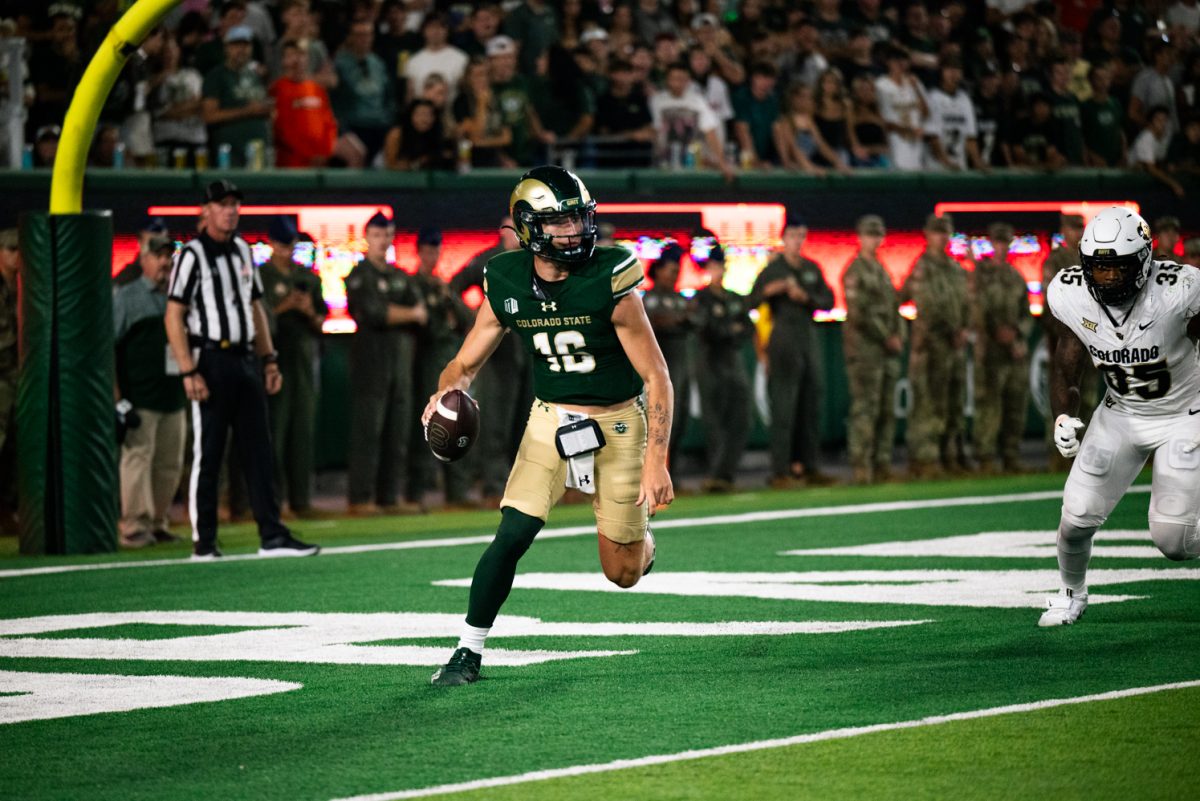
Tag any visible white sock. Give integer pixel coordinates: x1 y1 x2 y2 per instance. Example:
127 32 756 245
457 623 490 655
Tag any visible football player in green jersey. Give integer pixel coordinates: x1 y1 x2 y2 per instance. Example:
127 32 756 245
423 166 674 686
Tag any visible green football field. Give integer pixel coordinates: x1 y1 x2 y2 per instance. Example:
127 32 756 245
1 474 1197 801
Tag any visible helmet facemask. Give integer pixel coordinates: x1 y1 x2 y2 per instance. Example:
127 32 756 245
1081 246 1150 306
517 205 598 265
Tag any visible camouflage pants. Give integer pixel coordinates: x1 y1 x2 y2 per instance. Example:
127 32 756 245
846 353 899 471
973 355 1028 465
907 341 965 466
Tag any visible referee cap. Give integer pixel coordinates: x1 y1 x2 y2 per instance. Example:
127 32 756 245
203 179 243 203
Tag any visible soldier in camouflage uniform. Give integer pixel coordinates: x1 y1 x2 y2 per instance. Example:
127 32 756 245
450 217 531 504
344 211 428 515
1184 237 1200 263
642 243 692 470
405 227 474 508
971 222 1032 473
423 167 672 686
260 217 328 516
1041 213 1096 471
1152 215 1180 260
842 215 902 485
0 229 19 536
749 214 836 488
690 245 752 492
901 214 970 479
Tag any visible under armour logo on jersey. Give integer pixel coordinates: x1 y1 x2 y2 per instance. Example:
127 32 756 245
541 301 558 312
1082 318 1098 332
505 298 519 314
578 475 590 485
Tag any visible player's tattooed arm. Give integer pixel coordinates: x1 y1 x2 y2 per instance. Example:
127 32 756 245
649 401 669 450
1047 313 1086 419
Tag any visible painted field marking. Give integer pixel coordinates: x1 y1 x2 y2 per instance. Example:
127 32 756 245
0 487 1146 580
331 679 1200 801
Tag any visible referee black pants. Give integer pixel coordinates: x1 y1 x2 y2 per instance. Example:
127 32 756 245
190 349 288 549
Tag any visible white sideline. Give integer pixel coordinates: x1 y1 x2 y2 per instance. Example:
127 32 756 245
331 678 1200 801
0 486 1150 579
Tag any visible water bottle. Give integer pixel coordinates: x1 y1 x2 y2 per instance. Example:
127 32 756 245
456 138 473 174
22 144 33 169
173 147 188 169
217 143 232 169
668 141 682 170
684 141 699 169
113 142 126 169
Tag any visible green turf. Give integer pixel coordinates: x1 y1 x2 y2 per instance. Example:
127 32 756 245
0 474 1195 801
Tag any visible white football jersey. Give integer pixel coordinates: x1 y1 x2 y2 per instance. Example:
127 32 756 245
1047 260 1200 417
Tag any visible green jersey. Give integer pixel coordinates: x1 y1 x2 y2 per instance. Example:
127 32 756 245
485 246 644 406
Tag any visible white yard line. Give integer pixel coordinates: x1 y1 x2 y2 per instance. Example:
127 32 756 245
331 678 1200 801
0 486 1150 580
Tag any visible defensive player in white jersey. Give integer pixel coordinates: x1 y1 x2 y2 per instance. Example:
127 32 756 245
1041 206 1200 626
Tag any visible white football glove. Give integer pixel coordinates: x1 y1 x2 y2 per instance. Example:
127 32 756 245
1054 414 1085 458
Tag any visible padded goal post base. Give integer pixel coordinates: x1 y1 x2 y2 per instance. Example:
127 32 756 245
17 212 118 554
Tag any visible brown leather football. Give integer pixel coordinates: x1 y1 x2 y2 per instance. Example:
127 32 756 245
425 389 480 463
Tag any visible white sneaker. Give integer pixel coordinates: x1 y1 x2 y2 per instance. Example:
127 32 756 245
1038 587 1088 627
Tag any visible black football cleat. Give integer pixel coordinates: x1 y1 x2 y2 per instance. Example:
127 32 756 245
259 534 320 557
430 647 482 686
191 545 223 561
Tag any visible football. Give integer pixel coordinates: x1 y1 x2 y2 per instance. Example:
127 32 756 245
426 389 480 463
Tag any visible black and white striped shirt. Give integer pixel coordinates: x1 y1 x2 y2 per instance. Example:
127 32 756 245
167 231 263 346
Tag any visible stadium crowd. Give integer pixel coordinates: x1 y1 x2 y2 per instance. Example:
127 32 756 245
4 0 1200 187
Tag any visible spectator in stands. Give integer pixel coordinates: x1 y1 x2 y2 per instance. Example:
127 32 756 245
1129 105 1185 197
455 4 502 58
270 0 335 89
113 216 171 287
453 57 513 168
504 0 559 75
152 31 207 168
201 25 272 168
488 36 542 166
812 0 853 61
1058 30 1091 101
405 13 468 104
194 1 252 77
651 62 730 174
419 73 452 124
573 45 608 102
834 27 877 87
1166 1 1200 41
175 11 212 71
1128 39 1179 136
1003 34 1044 103
594 58 655 168
528 46 594 149
113 232 186 549
690 13 746 87
1177 51 1200 121
559 0 588 49
687 46 734 152
1046 57 1085 165
1168 114 1200 178
775 83 850 175
1010 93 1066 170
27 5 83 142
271 39 338 168
635 0 679 44
32 125 60 168
898 1 939 80
924 59 985 172
813 68 853 167
331 19 395 165
383 99 449 170
580 27 611 76
973 68 1010 167
847 74 890 167
778 19 829 90
732 62 781 169
848 0 894 44
606 3 638 58
875 46 927 171
650 32 682 87
1153 216 1182 260
89 124 122 167
1081 62 1127 167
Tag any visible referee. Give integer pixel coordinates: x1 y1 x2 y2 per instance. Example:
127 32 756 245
164 179 319 559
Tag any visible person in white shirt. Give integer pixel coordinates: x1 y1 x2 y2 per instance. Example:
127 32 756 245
874 46 927 171
687 46 732 152
923 59 984 171
404 13 468 103
1165 0 1200 38
1039 207 1200 627
649 62 732 178
1129 105 1185 198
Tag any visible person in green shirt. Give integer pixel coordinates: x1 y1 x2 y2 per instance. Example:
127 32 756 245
113 234 187 548
260 217 327 517
201 25 271 168
1080 63 1127 167
423 167 673 686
